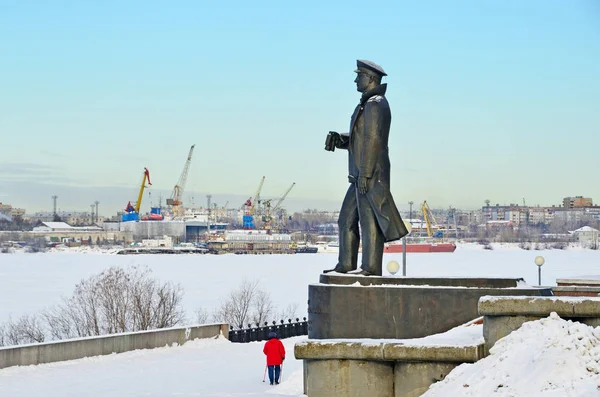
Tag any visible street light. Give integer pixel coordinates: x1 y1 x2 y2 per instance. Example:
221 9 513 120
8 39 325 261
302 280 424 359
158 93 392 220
534 255 545 286
401 220 413 276
387 260 400 276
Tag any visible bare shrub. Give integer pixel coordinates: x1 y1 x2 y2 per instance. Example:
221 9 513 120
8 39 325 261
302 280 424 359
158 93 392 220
43 265 185 339
212 278 259 329
277 302 299 321
551 242 567 250
194 307 210 324
2 314 46 346
211 278 280 329
251 289 275 326
519 242 531 250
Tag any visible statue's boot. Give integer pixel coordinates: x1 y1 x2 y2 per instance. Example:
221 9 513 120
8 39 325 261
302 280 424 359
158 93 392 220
347 268 375 276
323 265 352 274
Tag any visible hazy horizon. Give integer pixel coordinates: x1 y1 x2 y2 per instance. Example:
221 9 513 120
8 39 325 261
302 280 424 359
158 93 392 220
2 1 599 216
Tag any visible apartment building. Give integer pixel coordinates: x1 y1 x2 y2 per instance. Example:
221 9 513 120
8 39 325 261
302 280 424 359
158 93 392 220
563 196 593 208
0 202 26 218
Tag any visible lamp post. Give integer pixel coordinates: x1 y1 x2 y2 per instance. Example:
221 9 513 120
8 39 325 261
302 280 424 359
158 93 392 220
401 220 413 276
408 201 414 221
387 260 400 276
534 255 545 286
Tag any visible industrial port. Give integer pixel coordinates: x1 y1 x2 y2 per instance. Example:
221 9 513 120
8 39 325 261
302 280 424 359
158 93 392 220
2 143 307 255
2 143 598 255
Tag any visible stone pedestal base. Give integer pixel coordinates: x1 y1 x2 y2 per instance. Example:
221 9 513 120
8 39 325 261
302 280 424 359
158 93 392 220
394 362 458 397
296 338 485 397
308 275 552 339
304 359 394 397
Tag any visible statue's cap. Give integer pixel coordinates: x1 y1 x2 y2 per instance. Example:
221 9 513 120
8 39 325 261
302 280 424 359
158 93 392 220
354 60 387 77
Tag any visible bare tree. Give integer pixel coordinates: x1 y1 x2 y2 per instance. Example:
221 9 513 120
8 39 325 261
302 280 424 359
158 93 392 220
277 302 299 321
152 282 185 329
2 314 45 346
43 302 85 340
210 279 300 329
194 307 210 324
212 278 261 329
41 265 185 340
251 289 275 326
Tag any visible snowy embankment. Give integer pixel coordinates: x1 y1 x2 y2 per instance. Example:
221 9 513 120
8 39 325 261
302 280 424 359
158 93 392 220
2 313 600 396
0 334 308 397
423 313 600 396
2 247 600 395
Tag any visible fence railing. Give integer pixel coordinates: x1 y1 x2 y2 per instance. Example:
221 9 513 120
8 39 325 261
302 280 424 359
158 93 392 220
229 317 308 343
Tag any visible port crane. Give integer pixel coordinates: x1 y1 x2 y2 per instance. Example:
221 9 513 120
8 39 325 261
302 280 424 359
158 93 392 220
243 176 265 229
263 182 296 231
122 168 152 222
167 144 195 217
421 201 444 238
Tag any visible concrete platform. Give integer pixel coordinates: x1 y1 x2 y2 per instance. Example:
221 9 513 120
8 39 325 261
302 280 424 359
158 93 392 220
479 296 600 352
308 275 552 340
295 323 485 397
319 274 528 288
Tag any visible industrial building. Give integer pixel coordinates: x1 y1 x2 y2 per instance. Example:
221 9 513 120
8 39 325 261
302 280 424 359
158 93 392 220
31 221 130 244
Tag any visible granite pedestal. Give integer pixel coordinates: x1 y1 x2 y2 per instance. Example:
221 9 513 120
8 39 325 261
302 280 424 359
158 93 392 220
297 275 553 396
308 275 553 339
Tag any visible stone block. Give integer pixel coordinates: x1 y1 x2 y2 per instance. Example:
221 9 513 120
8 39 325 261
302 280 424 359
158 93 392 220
482 315 542 354
304 359 394 397
295 340 485 363
394 362 459 397
308 282 551 339
479 296 600 317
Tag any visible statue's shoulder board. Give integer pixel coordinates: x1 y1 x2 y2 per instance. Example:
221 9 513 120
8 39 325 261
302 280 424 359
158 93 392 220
367 95 383 103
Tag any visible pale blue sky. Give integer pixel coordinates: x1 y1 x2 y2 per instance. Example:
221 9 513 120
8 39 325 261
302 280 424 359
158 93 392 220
1 1 599 215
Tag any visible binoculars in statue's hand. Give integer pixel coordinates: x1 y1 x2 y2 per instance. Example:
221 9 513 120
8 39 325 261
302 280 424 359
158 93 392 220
325 131 340 152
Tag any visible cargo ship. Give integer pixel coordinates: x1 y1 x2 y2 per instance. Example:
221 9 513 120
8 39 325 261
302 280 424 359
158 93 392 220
384 240 456 253
382 201 457 253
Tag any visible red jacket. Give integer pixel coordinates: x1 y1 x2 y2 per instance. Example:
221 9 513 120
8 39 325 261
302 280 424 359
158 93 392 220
263 338 286 366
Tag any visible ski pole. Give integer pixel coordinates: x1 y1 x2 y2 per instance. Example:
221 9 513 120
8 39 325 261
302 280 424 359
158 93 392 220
279 362 283 383
262 365 267 382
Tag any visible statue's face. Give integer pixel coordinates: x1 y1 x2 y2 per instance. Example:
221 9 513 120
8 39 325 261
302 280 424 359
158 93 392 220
354 71 371 92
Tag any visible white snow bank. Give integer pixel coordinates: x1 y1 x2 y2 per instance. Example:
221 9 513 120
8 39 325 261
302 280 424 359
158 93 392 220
297 321 483 348
422 313 600 396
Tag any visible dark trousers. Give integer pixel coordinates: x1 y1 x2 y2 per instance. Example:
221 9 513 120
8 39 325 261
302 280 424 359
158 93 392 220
267 365 281 384
337 183 384 275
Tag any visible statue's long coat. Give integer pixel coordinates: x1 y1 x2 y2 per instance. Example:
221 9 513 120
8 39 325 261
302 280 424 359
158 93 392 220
339 83 408 242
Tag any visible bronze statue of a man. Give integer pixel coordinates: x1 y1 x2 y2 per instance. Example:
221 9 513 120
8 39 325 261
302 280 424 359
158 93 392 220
323 59 409 276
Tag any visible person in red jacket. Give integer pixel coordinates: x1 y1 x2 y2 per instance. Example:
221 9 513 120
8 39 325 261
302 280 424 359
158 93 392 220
263 331 286 385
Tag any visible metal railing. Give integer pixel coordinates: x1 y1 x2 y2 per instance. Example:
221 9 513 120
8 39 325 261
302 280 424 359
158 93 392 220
229 318 308 343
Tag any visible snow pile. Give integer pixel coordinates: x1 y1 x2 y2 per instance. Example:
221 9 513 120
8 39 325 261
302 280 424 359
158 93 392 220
423 313 600 396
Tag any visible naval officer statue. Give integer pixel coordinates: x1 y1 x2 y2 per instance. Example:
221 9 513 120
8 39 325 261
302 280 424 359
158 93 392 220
323 60 409 276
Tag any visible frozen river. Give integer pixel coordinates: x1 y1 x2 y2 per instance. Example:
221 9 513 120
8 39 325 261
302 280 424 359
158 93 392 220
1 243 599 324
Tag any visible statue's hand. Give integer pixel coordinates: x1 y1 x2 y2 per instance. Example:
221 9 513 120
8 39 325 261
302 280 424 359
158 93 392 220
325 131 340 152
357 176 369 194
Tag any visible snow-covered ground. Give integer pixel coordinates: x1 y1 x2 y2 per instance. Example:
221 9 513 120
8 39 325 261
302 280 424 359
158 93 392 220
0 334 307 396
1 243 600 396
